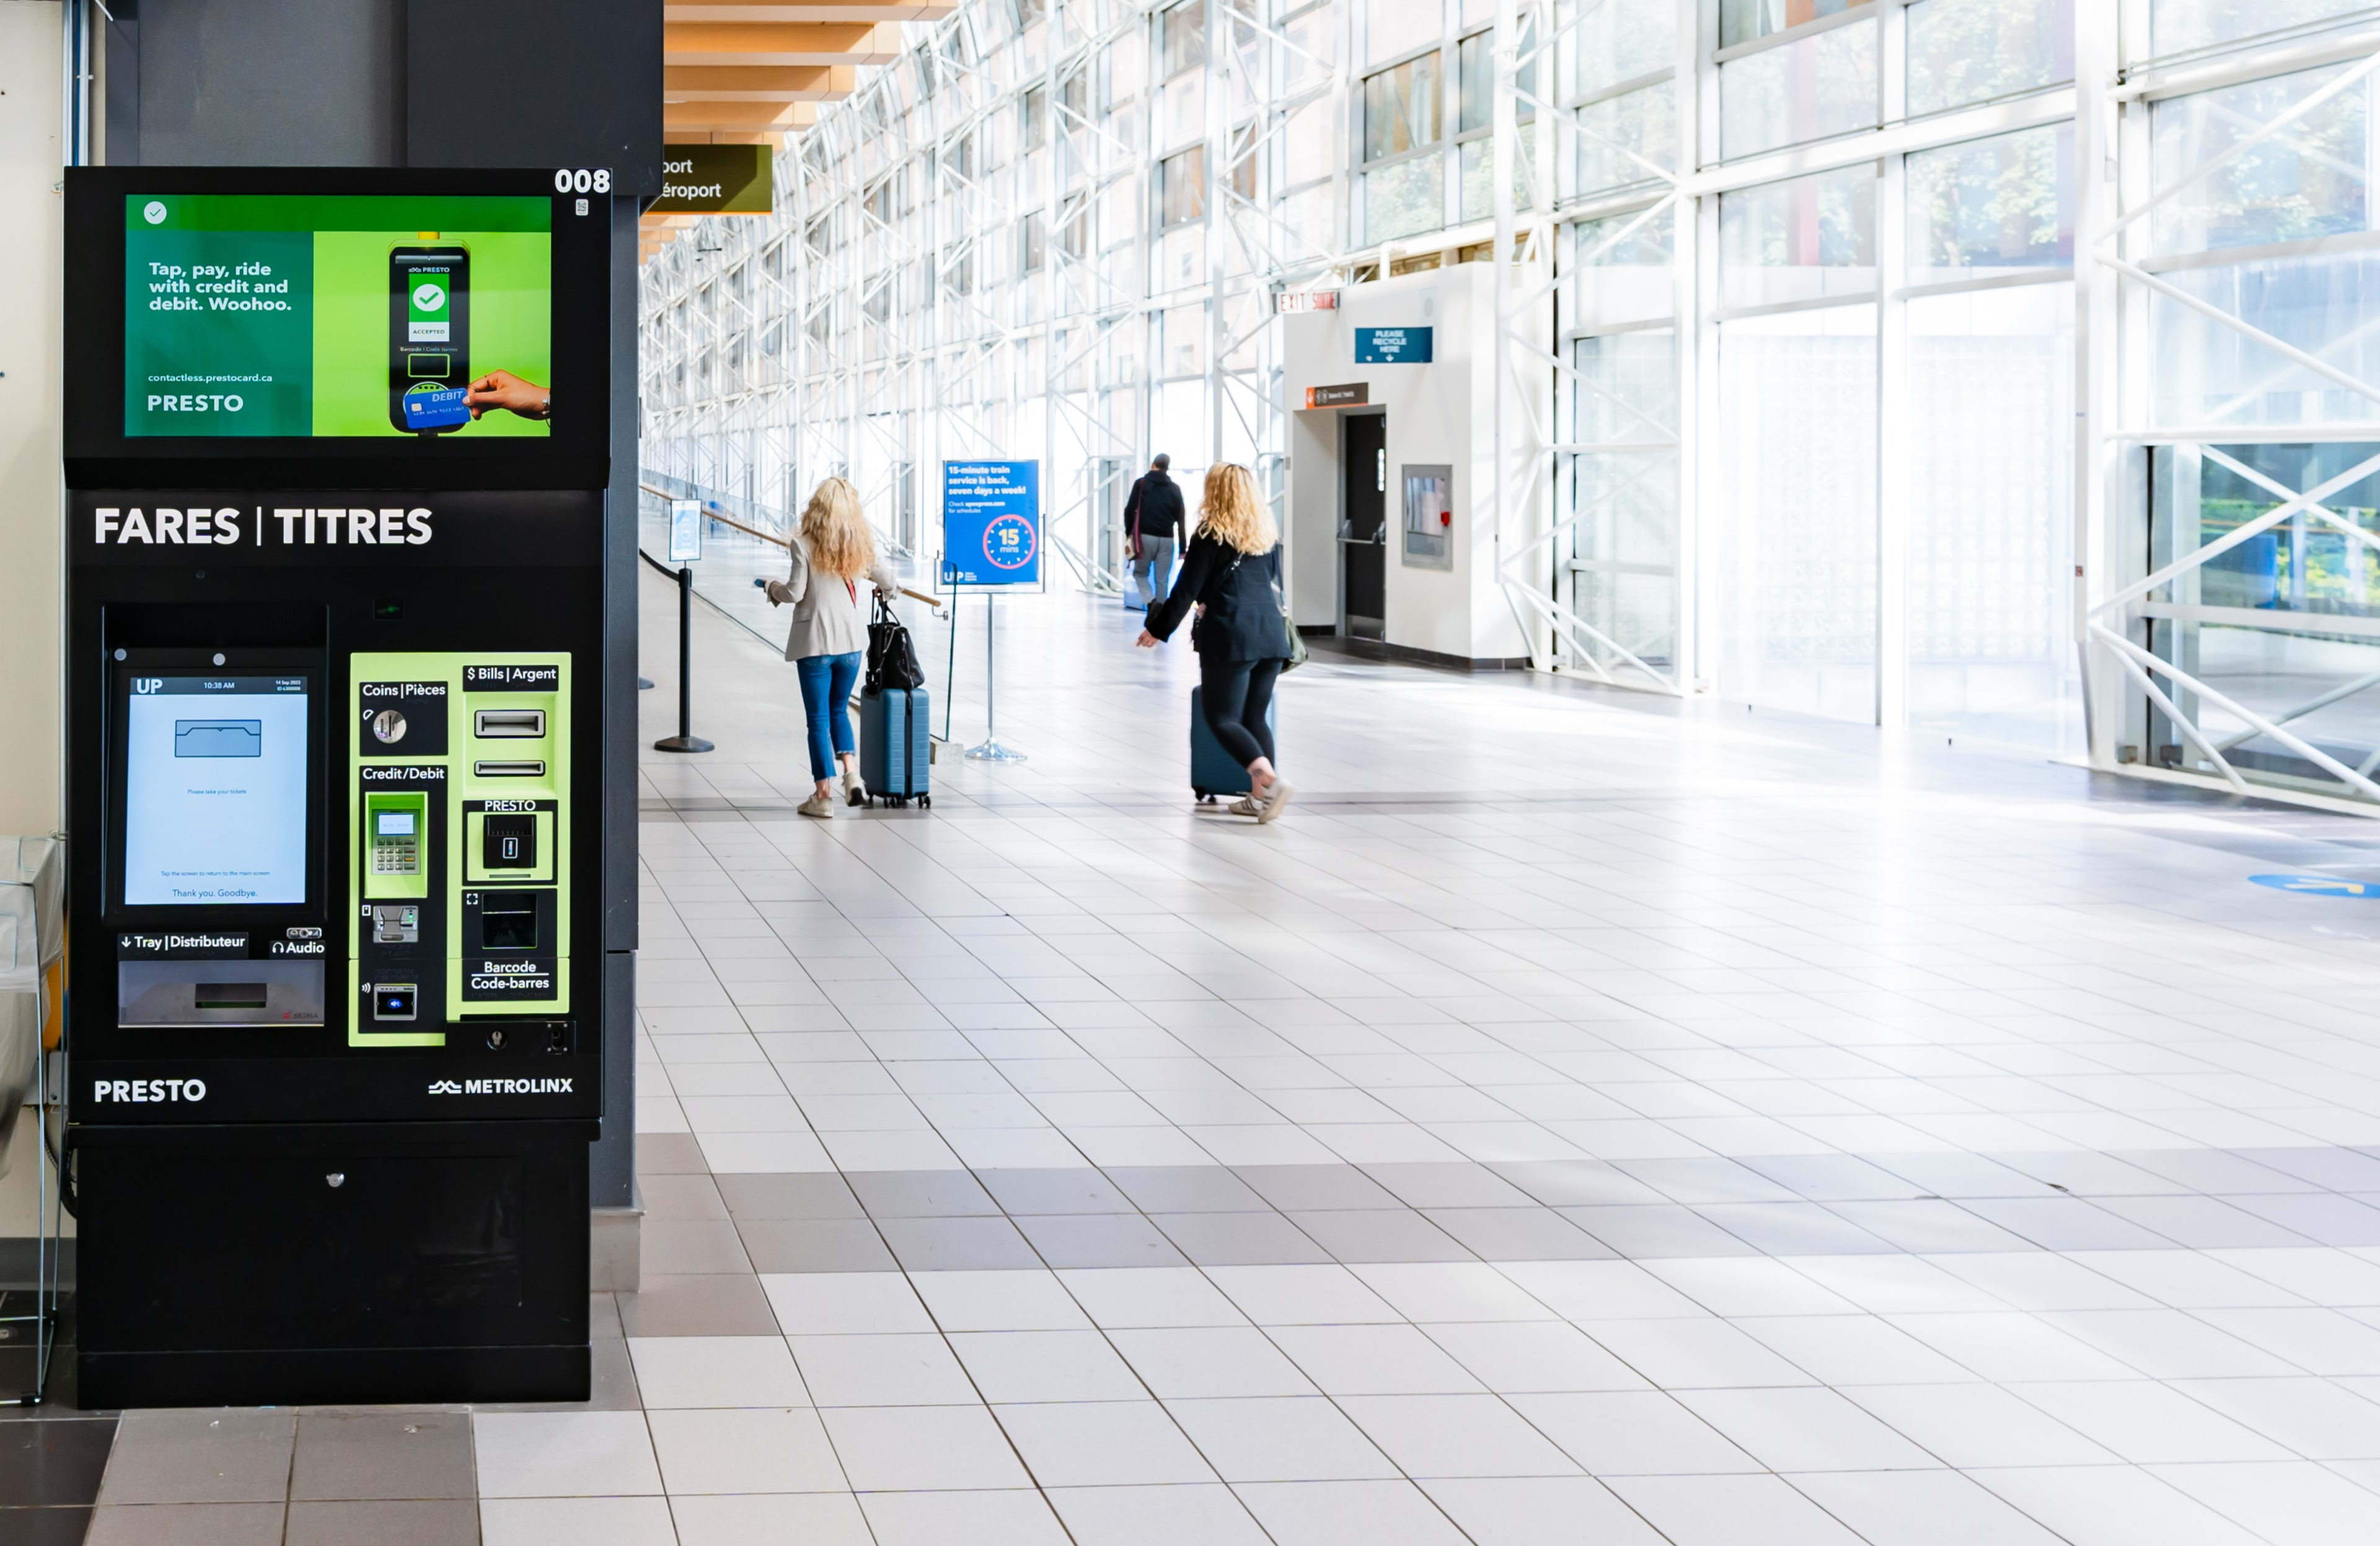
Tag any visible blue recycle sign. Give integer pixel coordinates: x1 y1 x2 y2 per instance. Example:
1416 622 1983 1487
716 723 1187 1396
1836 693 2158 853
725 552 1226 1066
1355 326 1432 364
2249 873 2380 898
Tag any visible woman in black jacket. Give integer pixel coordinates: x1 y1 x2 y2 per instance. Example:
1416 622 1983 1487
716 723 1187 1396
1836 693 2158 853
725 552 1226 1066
1137 463 1295 821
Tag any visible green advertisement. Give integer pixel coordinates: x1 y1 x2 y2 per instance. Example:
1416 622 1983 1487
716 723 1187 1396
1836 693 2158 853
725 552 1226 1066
124 194 552 439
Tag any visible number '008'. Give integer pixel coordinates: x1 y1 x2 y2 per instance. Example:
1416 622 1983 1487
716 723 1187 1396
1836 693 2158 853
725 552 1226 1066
553 169 612 194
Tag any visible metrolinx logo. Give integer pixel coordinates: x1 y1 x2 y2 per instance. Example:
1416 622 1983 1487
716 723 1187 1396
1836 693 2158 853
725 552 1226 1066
428 1077 573 1095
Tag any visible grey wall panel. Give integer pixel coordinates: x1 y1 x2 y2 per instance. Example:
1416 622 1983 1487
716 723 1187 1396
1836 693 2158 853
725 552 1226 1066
593 195 640 1212
103 14 140 166
605 198 641 958
133 0 405 166
592 947 635 1210
405 1 663 197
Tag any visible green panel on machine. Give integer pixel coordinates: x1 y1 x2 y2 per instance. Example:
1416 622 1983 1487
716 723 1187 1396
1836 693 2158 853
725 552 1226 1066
348 654 570 1047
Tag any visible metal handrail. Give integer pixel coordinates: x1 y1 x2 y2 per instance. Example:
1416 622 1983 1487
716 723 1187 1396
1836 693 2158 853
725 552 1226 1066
638 482 944 614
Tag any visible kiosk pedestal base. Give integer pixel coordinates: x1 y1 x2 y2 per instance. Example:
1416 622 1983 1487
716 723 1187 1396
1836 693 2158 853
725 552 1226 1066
79 1344 591 1411
74 1121 593 1408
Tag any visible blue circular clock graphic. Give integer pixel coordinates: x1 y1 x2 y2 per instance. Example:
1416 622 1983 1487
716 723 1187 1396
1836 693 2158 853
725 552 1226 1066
984 512 1037 570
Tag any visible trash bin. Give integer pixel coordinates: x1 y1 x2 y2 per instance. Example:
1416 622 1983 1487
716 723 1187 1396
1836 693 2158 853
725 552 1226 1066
0 837 63 1176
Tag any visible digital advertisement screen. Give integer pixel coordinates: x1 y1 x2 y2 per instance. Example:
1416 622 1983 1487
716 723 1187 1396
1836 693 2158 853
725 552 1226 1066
123 193 552 440
122 675 311 906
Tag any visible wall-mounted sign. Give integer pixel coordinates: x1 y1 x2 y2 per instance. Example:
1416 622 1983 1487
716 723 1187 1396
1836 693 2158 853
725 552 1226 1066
1275 289 1340 314
668 499 702 563
942 460 1042 589
1355 327 1433 364
650 145 774 214
1303 382 1368 409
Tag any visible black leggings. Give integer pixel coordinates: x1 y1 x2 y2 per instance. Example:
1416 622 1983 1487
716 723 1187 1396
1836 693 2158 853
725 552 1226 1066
1200 655 1284 769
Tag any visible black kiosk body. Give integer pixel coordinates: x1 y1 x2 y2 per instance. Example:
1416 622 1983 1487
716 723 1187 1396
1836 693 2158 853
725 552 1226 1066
63 169 612 1408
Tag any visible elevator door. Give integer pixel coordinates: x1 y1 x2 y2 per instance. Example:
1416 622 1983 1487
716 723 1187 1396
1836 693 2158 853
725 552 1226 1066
1341 413 1386 638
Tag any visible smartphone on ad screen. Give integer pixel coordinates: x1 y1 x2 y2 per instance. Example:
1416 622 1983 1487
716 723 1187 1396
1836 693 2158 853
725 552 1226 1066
390 246 470 433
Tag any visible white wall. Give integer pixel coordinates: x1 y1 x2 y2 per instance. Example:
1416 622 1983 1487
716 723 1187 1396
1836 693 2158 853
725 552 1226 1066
0 0 63 841
1282 264 1530 665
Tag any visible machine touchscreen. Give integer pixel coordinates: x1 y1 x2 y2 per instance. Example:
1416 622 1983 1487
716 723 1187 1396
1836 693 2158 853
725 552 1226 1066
121 673 311 906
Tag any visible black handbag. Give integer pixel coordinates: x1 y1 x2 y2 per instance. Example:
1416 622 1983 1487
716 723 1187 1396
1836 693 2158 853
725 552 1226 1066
865 591 925 692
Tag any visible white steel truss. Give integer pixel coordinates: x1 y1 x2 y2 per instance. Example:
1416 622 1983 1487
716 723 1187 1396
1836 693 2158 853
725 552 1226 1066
640 0 1357 604
1492 0 1683 691
2082 9 2380 810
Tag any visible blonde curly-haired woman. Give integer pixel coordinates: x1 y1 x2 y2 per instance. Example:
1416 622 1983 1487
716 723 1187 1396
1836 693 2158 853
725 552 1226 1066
1137 462 1296 822
767 477 899 818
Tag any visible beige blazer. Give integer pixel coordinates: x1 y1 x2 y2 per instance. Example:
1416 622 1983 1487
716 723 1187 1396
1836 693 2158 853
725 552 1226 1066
769 536 897 660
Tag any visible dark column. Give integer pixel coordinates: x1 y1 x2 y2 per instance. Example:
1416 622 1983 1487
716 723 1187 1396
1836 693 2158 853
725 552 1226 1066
407 1 661 1220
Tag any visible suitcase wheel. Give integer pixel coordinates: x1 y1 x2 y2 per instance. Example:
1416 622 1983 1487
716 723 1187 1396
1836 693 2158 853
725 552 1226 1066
1196 790 1215 804
918 793 932 809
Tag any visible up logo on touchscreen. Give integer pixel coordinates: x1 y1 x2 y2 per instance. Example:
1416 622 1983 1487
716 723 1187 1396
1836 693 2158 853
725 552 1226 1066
412 281 446 314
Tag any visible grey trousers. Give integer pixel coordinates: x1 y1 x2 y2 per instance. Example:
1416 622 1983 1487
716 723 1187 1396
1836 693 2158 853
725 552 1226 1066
1134 534 1178 609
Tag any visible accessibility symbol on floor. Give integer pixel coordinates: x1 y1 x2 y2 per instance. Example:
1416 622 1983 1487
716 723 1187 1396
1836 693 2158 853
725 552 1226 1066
2250 873 2380 898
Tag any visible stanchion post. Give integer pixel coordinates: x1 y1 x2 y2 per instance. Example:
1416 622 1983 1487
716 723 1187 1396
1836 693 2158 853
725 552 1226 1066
654 565 715 753
944 578 959 743
964 588 1026 762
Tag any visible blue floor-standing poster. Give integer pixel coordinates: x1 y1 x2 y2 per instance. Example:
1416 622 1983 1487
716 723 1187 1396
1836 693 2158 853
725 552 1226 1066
941 461 1042 589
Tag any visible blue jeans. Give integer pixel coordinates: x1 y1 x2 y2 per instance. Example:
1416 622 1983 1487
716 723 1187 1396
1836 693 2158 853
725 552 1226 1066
1134 534 1177 609
796 651 863 782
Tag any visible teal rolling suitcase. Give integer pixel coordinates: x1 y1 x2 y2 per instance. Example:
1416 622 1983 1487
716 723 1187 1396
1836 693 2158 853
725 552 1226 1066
1191 686 1274 804
860 686 932 808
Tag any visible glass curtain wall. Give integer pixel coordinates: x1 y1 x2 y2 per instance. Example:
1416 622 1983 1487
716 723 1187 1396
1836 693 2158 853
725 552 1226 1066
639 2 2380 804
2131 32 2380 796
1686 0 2080 746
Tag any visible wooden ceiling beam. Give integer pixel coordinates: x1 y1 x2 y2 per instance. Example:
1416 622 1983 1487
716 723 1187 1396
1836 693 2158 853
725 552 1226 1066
664 64 853 101
663 20 903 67
667 2 953 19
663 99 821 132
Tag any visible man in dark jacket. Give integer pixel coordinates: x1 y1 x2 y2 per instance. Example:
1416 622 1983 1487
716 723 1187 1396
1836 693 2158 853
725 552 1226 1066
1122 454 1184 611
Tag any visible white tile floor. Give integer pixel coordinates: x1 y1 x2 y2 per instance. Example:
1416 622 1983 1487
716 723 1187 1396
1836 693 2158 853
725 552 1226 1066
81 570 2380 1544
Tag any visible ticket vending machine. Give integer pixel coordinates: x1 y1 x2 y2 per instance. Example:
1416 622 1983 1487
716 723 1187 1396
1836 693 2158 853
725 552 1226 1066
61 168 613 1407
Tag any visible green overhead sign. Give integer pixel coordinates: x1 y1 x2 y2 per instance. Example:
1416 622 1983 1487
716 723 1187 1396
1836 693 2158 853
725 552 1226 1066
650 145 774 214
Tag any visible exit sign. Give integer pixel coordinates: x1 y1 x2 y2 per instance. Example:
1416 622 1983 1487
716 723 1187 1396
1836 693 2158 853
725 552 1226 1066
1355 327 1432 364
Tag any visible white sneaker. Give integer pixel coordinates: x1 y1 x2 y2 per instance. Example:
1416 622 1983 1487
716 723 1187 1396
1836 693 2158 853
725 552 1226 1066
1226 795 1263 816
1256 779 1295 824
799 794 835 819
843 766 867 806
